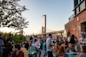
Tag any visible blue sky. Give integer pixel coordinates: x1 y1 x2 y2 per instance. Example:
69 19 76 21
0 0 74 35
20 0 74 35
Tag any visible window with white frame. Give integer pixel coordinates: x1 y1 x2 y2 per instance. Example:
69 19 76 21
80 1 85 11
78 0 83 4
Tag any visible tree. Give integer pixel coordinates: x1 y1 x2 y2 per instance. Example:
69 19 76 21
0 0 28 31
13 34 26 44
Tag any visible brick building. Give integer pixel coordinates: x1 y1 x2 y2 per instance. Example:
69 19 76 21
65 0 86 38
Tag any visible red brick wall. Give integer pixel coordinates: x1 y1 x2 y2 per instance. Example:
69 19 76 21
66 10 86 38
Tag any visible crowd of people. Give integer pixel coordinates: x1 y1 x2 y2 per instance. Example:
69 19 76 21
0 33 86 57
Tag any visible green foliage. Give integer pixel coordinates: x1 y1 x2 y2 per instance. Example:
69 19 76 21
13 34 26 44
0 32 12 40
0 0 28 30
0 32 26 44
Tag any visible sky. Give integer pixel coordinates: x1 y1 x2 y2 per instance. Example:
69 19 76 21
0 0 74 35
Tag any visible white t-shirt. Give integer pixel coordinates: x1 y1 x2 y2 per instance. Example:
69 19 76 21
34 40 40 49
80 38 86 46
46 37 52 51
67 37 70 42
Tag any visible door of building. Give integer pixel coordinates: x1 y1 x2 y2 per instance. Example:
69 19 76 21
81 22 86 33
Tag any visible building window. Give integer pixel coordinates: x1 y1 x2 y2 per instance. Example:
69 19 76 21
80 0 83 2
74 0 78 7
78 0 84 5
80 1 85 11
76 7 80 14
78 0 80 4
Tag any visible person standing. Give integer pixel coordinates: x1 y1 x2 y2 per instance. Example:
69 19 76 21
79 46 86 57
21 42 29 57
28 39 37 57
40 38 46 57
46 34 53 57
34 38 41 57
65 43 76 57
0 34 4 57
52 43 58 57
11 44 24 57
3 42 13 57
69 35 77 45
78 33 86 57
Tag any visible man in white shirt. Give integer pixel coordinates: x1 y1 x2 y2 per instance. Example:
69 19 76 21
46 34 53 57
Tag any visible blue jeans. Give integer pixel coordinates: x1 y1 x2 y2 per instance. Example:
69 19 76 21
41 50 46 57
